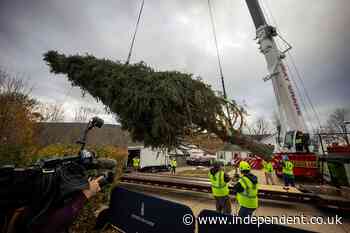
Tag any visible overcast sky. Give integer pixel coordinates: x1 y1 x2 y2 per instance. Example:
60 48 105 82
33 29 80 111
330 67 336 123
1 0 349 129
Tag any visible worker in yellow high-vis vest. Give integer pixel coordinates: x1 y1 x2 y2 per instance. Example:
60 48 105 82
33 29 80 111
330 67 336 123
262 159 275 185
232 161 258 217
132 157 140 172
282 155 295 188
170 158 177 175
295 131 304 152
208 161 231 214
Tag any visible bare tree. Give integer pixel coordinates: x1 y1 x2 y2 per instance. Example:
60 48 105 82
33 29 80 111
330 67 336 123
37 103 65 122
272 111 281 130
326 108 350 144
248 117 272 136
0 69 32 96
0 69 40 165
73 106 100 122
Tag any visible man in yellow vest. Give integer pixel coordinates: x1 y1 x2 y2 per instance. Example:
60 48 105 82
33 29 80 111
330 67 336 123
263 159 275 185
295 131 304 152
170 158 177 175
282 155 295 188
232 161 258 217
208 161 231 214
132 156 140 172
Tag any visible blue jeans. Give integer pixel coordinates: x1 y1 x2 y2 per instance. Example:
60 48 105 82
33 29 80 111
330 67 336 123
238 206 255 217
283 174 295 187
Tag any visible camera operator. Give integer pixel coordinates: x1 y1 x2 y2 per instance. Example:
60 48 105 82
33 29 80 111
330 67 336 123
30 176 103 233
1 117 116 233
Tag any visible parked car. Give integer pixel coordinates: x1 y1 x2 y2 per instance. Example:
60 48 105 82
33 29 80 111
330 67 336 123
186 155 216 166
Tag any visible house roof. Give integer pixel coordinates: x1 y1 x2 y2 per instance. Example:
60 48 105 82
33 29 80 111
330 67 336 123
220 143 248 152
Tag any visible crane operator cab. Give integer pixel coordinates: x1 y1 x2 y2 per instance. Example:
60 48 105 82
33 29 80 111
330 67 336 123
284 130 310 153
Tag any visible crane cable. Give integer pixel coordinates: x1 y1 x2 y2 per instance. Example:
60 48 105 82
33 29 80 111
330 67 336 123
260 0 322 130
285 61 316 132
207 0 227 100
126 0 145 65
207 0 233 130
287 54 322 129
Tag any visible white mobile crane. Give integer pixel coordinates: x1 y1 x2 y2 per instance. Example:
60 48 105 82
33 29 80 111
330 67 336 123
245 0 318 177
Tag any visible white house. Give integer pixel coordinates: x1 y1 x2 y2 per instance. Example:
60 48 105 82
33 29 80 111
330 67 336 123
216 144 250 165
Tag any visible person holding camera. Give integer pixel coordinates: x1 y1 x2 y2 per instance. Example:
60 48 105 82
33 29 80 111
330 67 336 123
1 117 114 233
31 176 104 233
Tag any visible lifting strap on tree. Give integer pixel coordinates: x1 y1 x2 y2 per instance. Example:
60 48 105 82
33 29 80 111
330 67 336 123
126 0 145 65
207 0 233 130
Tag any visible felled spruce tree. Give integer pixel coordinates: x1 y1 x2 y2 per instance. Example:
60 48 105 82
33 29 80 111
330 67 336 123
44 51 272 158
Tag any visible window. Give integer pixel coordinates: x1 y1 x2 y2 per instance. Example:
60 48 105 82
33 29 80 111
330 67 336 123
219 151 225 160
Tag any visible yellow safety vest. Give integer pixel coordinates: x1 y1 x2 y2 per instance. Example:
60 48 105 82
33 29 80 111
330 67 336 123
208 170 229 197
282 161 294 176
236 176 258 209
295 138 302 144
133 158 140 167
264 162 273 173
171 160 177 167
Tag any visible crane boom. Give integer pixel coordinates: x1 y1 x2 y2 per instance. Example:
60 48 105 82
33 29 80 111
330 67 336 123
245 0 307 150
240 1 318 178
245 0 267 29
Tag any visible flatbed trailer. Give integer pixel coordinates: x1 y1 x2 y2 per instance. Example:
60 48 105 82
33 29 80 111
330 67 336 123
120 173 350 211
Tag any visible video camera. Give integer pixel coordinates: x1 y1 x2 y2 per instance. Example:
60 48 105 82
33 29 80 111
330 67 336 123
34 117 114 182
0 116 117 230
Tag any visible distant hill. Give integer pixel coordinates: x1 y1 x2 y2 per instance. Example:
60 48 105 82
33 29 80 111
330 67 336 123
36 122 141 147
36 122 274 150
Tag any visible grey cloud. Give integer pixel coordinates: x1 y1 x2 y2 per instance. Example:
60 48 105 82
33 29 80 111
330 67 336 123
0 0 349 126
